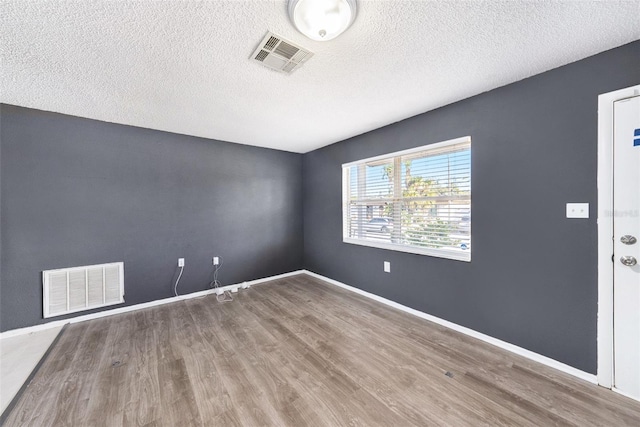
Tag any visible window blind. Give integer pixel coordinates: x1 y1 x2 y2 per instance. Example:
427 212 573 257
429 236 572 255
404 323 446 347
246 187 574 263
342 136 471 262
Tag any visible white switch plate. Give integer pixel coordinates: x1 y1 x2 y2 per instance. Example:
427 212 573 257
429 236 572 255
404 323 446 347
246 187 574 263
384 261 391 273
566 203 589 218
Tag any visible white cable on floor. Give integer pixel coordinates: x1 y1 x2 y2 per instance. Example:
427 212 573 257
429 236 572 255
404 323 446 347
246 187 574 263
209 257 232 303
173 265 184 297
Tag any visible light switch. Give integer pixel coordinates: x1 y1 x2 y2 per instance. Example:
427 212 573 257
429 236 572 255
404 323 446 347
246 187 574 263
566 203 589 218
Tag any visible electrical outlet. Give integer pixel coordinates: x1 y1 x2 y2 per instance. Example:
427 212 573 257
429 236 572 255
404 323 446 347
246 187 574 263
384 261 391 273
178 258 185 267
213 257 219 265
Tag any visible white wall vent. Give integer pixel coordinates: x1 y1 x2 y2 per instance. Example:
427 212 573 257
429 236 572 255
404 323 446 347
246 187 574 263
43 262 124 318
250 32 313 74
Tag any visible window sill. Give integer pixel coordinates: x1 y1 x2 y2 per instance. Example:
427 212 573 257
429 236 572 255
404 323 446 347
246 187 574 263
343 237 471 262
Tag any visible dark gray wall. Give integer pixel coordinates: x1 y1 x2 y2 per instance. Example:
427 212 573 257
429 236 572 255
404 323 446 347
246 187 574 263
1 42 638 374
302 41 640 374
0 105 303 331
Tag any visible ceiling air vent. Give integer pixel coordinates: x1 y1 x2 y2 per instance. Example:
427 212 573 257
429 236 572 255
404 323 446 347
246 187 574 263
250 32 313 74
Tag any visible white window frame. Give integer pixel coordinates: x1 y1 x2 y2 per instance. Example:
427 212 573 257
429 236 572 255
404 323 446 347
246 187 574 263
342 136 471 262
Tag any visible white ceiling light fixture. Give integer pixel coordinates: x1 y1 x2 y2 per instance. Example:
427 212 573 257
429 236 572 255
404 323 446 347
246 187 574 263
288 0 357 41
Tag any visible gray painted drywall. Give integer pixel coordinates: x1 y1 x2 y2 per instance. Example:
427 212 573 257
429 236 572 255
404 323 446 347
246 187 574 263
302 41 640 374
1 41 638 375
0 105 303 331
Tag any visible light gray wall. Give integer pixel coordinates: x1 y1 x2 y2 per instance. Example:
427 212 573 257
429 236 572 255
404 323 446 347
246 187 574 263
0 105 303 331
302 41 640 374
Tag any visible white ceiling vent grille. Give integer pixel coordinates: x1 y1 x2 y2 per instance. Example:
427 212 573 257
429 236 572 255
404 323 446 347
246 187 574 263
43 262 124 318
251 32 313 74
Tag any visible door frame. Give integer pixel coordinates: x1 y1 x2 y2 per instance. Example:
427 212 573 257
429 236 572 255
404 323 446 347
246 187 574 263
597 84 640 388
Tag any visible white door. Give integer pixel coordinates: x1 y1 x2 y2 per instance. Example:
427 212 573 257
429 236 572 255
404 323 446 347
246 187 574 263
613 95 640 400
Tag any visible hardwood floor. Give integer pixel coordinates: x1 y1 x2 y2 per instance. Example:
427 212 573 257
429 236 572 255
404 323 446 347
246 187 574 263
0 325 64 414
3 274 640 426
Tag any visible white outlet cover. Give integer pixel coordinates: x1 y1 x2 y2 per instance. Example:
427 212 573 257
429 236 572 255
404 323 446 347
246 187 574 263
566 203 589 218
384 261 391 273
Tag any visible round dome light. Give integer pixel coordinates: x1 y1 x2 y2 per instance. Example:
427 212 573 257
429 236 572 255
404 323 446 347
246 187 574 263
288 0 357 41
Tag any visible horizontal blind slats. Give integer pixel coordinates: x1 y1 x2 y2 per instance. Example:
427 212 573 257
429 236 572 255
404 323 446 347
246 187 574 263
343 138 471 259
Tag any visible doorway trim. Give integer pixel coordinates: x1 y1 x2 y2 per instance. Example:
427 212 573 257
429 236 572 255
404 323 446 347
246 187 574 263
597 84 640 388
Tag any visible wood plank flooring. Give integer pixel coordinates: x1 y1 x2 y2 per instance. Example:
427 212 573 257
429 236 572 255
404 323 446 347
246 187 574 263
3 274 640 426
0 325 64 414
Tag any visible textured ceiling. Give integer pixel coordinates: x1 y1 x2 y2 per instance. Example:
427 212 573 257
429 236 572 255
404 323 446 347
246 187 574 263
1 1 639 153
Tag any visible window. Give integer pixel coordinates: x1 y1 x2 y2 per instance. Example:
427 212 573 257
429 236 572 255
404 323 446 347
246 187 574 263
342 136 471 261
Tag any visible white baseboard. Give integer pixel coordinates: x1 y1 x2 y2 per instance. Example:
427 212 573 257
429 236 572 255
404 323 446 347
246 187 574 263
0 270 305 339
1 268 598 386
302 270 597 385
612 387 640 401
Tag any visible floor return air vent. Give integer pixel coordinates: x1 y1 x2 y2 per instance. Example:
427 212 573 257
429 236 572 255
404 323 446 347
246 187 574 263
250 31 313 74
42 262 124 318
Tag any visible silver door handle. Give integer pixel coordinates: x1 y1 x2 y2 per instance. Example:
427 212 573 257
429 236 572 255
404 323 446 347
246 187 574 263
620 256 638 266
